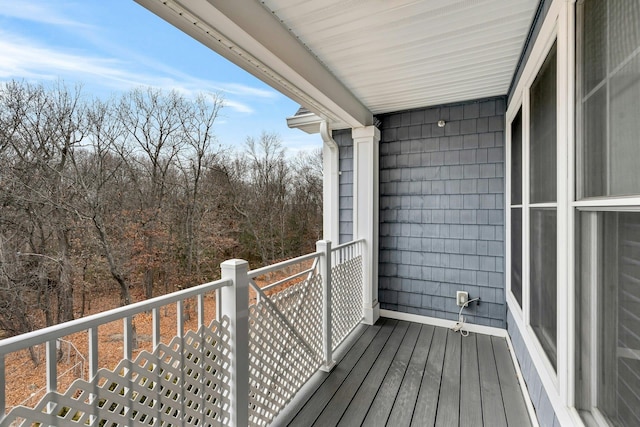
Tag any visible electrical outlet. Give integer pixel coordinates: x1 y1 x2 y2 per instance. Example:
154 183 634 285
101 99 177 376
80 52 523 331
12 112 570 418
456 291 469 307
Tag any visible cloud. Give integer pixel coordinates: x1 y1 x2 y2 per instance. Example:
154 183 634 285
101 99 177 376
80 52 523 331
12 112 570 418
217 83 276 99
222 100 254 114
0 31 272 114
0 1 90 28
0 33 124 81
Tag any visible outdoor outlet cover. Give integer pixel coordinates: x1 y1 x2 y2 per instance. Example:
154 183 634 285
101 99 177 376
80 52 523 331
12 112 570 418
456 291 469 307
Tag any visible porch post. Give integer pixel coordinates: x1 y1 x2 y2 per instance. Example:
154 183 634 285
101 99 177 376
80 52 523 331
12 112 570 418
317 240 335 372
352 126 380 325
220 259 249 427
320 121 340 243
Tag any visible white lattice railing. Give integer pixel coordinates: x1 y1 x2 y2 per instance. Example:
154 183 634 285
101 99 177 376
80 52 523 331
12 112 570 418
0 239 365 427
330 240 364 350
0 278 234 427
246 239 364 426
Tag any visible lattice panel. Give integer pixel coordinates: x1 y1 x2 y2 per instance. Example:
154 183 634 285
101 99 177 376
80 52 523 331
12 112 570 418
248 274 323 426
2 317 232 427
271 273 323 358
331 255 363 350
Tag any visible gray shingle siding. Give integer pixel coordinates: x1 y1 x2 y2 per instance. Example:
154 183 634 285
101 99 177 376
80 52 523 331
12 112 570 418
508 309 559 427
378 97 507 328
333 129 353 244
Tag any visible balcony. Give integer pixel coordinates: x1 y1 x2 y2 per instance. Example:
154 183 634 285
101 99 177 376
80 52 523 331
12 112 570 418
0 239 534 426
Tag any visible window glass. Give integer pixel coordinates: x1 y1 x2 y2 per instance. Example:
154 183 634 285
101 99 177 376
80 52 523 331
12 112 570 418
530 208 557 369
511 108 523 205
511 208 522 307
581 86 606 197
578 0 640 198
609 0 640 70
577 212 640 426
610 55 640 196
530 43 557 204
582 0 606 93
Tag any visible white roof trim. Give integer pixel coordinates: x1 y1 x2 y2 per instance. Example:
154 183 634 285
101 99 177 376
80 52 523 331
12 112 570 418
286 111 324 135
135 0 372 128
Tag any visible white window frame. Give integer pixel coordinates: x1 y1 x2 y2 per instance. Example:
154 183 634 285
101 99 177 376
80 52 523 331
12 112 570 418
572 0 640 424
505 0 577 424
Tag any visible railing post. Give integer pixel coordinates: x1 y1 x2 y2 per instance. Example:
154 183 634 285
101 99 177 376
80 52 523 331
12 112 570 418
317 240 335 372
220 259 249 427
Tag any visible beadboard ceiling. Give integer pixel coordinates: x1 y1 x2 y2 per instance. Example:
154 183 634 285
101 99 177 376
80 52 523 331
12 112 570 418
262 0 537 114
136 0 538 128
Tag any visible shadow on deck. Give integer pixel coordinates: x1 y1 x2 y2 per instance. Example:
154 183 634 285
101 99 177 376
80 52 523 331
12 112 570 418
283 318 534 427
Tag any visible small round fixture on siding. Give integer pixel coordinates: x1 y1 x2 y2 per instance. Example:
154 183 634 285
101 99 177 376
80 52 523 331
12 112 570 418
437 120 446 127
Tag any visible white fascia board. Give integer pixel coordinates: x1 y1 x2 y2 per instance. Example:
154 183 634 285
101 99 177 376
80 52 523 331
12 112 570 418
135 0 372 129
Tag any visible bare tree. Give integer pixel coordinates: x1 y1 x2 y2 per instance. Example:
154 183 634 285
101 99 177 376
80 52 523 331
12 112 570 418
175 92 224 282
118 87 187 299
73 98 134 306
0 80 84 324
231 132 292 264
0 79 323 334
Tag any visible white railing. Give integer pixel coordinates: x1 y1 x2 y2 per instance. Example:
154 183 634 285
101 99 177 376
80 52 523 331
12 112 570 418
0 278 233 427
330 240 365 350
0 239 365 427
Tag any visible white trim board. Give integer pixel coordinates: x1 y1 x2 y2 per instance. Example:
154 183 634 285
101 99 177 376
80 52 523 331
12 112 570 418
379 309 508 338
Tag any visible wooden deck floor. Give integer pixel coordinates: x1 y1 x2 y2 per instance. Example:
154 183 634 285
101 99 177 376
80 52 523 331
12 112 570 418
286 318 533 427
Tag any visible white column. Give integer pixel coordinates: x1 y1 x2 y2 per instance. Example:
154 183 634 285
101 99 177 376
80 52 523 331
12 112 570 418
321 121 340 244
352 126 380 325
220 259 249 427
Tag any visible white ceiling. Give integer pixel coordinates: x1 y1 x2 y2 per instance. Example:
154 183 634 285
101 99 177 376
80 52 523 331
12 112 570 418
136 0 538 129
262 0 538 114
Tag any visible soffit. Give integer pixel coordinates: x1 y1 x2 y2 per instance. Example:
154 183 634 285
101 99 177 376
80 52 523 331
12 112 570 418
262 0 538 114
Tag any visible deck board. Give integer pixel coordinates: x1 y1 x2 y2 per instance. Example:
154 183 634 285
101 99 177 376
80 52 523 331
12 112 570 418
435 329 461 427
410 325 448 427
288 320 383 426
477 334 508 427
460 333 483 427
492 336 533 427
387 324 435 426
286 320 534 427
361 322 422 427
336 320 410 426
310 319 398 426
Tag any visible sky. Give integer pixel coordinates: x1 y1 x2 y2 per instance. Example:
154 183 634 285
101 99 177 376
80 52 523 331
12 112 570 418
0 0 321 154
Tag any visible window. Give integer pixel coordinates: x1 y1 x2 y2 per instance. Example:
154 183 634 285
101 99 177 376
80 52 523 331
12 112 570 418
530 208 557 368
529 44 558 369
577 212 640 426
510 109 523 307
576 1 640 425
530 43 557 205
508 42 558 370
577 0 640 199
